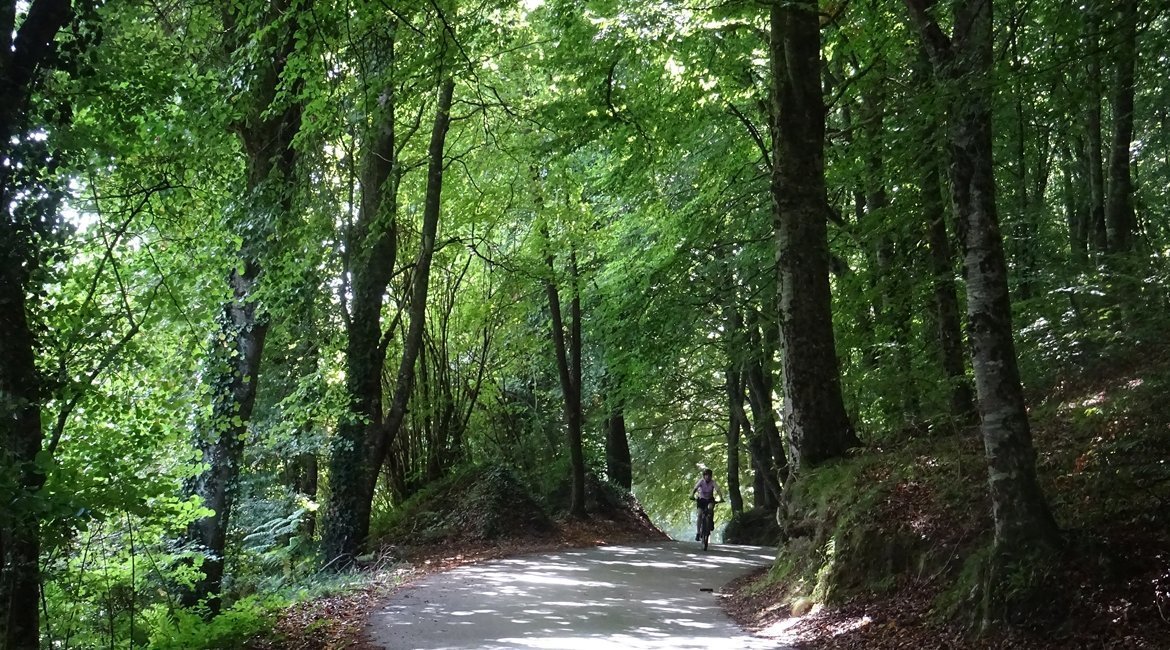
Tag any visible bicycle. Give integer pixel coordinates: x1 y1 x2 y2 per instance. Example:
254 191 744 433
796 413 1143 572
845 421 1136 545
694 498 722 551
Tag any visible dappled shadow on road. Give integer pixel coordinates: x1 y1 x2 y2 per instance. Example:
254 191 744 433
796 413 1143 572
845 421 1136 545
369 542 782 649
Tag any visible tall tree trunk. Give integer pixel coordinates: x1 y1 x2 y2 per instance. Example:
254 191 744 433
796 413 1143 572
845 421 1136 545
831 64 879 373
372 75 455 535
769 0 858 468
863 72 919 424
323 73 455 565
604 404 632 491
905 0 1059 562
923 155 976 424
745 356 789 489
745 419 779 510
1104 0 1139 254
320 32 400 564
182 0 306 610
742 315 787 509
1063 139 1090 264
719 290 747 514
545 244 587 518
0 277 44 650
1085 7 1109 255
723 367 745 515
1006 7 1039 301
0 2 73 645
915 50 976 425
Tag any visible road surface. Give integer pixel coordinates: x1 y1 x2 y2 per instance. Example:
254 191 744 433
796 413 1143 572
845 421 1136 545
367 541 787 650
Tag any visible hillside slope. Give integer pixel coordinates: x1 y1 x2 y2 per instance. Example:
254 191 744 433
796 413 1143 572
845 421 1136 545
726 346 1170 648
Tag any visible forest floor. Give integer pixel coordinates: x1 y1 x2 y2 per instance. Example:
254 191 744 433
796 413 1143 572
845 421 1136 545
722 344 1170 649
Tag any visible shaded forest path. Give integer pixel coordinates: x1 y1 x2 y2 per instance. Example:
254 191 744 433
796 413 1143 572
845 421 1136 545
365 542 784 649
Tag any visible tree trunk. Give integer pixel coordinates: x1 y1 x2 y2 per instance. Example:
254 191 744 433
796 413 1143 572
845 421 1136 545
0 2 73 646
723 367 745 515
863 72 920 424
323 73 455 565
741 316 787 509
0 276 44 650
1104 0 1139 254
769 0 858 468
1006 10 1039 301
1085 7 1109 254
320 55 399 564
182 0 306 610
546 243 587 518
1064 139 1090 264
915 50 976 425
905 0 1059 559
604 405 632 491
746 420 779 510
923 156 976 424
745 355 789 489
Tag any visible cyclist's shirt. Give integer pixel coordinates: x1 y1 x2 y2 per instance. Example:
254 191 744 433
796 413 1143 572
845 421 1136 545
694 477 718 500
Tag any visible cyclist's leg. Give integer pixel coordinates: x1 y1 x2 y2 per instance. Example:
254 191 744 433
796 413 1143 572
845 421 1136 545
695 498 711 539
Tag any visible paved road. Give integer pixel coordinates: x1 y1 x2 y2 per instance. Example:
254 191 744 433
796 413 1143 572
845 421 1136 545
367 541 787 650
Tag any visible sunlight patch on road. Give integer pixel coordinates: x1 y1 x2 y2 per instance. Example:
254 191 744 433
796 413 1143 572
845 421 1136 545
758 603 873 644
496 633 779 649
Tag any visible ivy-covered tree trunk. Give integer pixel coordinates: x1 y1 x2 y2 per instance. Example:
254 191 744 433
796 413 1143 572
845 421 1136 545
182 0 306 610
0 2 74 646
320 43 400 564
769 0 859 468
1104 0 1139 254
905 0 1059 564
323 70 455 564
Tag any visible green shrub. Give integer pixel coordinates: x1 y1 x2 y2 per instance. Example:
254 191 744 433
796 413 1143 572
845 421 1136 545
144 596 283 650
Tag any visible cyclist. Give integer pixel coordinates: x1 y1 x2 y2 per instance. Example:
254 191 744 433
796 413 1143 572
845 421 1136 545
690 468 722 541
